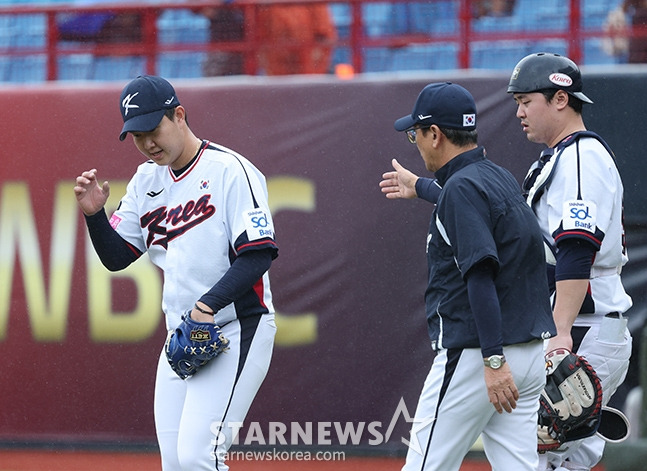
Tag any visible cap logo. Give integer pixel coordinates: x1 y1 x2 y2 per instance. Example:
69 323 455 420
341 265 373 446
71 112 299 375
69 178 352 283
549 73 573 87
463 114 475 127
165 96 175 105
122 92 140 116
511 67 520 80
418 114 432 120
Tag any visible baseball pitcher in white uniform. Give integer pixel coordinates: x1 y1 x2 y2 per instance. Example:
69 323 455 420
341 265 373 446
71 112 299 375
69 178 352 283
74 75 278 471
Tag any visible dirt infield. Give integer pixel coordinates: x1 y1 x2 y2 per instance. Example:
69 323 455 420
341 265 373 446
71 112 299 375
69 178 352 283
0 450 468 471
0 450 608 471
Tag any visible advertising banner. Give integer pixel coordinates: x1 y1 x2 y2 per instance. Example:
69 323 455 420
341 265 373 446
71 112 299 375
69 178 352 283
0 72 644 452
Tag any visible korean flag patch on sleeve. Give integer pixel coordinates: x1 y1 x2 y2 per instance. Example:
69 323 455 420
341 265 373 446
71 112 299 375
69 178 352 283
243 208 275 241
563 200 597 233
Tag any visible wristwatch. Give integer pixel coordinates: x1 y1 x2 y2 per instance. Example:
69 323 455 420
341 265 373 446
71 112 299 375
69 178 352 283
483 355 506 369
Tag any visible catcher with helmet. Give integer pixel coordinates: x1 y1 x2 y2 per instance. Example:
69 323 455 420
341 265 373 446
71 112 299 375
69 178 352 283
508 52 633 470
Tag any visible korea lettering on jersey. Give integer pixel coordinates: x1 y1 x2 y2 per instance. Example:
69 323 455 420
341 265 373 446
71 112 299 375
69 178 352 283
108 143 277 329
528 136 631 318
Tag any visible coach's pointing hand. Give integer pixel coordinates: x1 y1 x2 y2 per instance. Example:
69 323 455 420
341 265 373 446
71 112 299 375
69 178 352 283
380 158 419 199
74 169 110 216
484 363 519 414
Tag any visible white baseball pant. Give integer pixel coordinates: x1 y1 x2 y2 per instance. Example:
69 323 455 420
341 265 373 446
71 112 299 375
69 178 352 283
402 340 546 471
154 314 276 471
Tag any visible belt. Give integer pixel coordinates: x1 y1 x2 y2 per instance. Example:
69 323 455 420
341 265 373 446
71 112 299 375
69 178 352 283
590 266 622 278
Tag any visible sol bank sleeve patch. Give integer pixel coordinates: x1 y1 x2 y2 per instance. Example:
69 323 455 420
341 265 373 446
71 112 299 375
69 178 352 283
243 208 275 241
562 199 597 233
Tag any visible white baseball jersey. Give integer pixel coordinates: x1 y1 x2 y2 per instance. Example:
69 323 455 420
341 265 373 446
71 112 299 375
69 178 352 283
108 141 277 330
526 132 632 327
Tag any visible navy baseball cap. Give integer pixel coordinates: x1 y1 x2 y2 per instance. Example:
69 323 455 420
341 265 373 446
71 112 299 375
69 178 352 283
119 75 180 141
394 82 477 132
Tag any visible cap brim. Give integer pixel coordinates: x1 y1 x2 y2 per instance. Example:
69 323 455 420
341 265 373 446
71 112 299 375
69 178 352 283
119 109 166 141
572 91 593 104
394 114 415 132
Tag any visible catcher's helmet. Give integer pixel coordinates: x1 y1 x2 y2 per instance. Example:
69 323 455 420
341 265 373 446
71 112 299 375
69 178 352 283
507 52 593 104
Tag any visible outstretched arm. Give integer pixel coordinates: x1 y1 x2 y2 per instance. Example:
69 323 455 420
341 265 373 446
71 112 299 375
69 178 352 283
380 158 441 203
379 158 419 199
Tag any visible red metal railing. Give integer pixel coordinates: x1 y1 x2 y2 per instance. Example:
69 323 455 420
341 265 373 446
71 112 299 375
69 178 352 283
0 0 640 81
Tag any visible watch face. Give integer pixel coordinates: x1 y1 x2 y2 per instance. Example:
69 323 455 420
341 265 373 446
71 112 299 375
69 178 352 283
489 356 503 368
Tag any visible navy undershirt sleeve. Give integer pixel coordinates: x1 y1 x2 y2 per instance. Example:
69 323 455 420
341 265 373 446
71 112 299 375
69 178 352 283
555 238 596 281
465 260 503 358
415 177 442 204
198 248 274 313
85 208 141 271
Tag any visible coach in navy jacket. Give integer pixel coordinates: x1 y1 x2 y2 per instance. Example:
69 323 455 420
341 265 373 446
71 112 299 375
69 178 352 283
380 82 555 471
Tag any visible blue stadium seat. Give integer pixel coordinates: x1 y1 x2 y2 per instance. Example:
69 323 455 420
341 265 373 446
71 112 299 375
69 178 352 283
0 0 628 80
514 0 566 17
330 46 351 70
583 37 618 65
513 0 568 31
363 2 392 37
0 15 12 49
387 1 458 36
362 47 394 72
470 40 531 69
57 54 94 81
0 56 12 81
581 0 620 30
9 55 46 82
157 9 183 44
10 14 47 48
582 0 620 13
391 43 459 71
530 39 568 56
582 11 609 30
157 52 206 79
472 15 522 33
538 0 569 15
157 9 209 44
91 56 146 81
329 3 351 39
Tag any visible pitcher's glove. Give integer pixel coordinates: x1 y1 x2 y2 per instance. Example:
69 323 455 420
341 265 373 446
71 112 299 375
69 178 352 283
537 349 603 452
165 312 230 379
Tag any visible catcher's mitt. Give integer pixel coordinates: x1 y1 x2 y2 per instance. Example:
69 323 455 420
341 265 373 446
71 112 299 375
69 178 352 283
537 349 603 452
165 312 230 380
